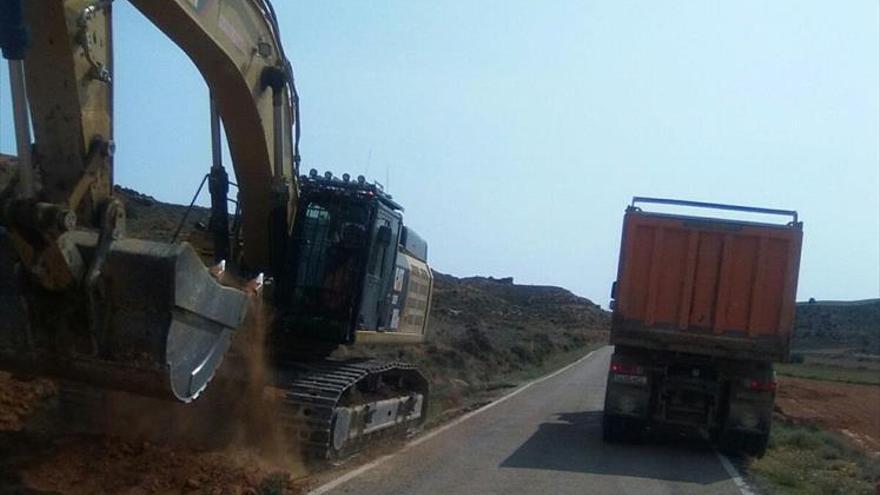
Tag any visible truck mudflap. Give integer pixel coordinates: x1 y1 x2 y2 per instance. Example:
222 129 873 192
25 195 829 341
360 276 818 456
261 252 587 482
0 230 249 402
726 397 773 433
604 379 651 419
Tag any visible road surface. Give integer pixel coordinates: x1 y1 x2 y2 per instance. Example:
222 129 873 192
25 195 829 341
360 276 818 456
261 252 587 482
312 346 747 495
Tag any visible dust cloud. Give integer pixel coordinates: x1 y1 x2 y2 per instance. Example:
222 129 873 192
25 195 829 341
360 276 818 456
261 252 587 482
102 295 304 468
12 296 308 494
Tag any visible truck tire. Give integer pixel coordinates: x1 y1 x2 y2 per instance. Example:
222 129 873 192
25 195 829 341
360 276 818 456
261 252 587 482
602 414 621 442
718 429 769 458
602 414 641 443
742 431 769 458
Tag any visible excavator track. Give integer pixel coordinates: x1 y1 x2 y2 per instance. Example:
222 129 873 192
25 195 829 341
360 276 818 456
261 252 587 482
54 358 430 460
274 359 429 459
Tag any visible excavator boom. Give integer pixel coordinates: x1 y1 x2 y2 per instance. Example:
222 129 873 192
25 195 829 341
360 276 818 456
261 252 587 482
0 0 299 402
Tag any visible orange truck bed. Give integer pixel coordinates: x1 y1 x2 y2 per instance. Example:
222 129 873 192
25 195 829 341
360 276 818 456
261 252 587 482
610 197 803 362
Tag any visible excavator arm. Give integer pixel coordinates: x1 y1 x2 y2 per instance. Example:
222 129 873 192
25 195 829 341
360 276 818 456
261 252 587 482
0 0 299 402
128 0 300 268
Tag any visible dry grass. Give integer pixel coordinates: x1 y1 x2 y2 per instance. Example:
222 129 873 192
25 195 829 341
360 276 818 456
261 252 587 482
749 423 880 495
776 363 880 386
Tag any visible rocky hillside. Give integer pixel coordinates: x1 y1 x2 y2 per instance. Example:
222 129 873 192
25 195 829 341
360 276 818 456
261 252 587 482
428 273 608 371
793 299 880 354
116 186 205 242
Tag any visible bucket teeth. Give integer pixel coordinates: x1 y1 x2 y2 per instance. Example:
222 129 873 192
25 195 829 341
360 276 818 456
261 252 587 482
209 259 227 279
245 272 265 296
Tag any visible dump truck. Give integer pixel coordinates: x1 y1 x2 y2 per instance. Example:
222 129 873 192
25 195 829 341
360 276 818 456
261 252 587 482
603 197 803 456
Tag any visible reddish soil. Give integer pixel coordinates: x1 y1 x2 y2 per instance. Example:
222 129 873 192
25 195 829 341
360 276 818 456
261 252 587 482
0 372 55 431
0 372 305 495
21 438 301 495
775 376 880 455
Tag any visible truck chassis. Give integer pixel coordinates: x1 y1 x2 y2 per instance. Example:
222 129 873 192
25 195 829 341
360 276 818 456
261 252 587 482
603 345 776 457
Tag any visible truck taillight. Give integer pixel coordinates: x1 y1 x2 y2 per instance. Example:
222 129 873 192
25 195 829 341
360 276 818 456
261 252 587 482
610 362 645 376
609 361 648 385
745 378 777 392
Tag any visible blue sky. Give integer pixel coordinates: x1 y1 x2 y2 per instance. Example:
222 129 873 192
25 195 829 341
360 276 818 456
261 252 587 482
1 1 878 305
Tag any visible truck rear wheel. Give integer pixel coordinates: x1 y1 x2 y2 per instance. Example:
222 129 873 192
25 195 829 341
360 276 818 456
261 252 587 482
718 429 769 458
602 414 642 443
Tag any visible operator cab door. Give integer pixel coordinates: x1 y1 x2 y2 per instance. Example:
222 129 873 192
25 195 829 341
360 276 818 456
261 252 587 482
359 205 401 331
282 196 370 346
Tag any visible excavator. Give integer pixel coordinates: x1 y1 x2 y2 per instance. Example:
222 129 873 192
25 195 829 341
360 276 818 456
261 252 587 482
0 0 432 458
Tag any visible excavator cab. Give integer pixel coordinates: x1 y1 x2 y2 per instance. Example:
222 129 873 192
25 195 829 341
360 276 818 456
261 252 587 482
278 171 401 346
281 182 374 344
275 170 433 355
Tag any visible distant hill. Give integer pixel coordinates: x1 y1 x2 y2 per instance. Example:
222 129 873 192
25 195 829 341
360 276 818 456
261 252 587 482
428 272 608 367
793 299 880 354
433 272 607 335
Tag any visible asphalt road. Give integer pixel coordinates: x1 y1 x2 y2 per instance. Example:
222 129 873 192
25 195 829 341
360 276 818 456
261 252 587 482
313 346 746 495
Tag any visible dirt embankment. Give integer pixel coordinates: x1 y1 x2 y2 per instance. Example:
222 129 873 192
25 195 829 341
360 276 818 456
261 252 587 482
775 376 880 456
0 373 55 432
0 400 302 495
0 312 304 495
19 437 297 495
117 186 208 245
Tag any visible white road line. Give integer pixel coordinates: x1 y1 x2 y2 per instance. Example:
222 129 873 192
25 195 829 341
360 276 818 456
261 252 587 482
307 454 396 495
716 452 757 495
306 348 602 495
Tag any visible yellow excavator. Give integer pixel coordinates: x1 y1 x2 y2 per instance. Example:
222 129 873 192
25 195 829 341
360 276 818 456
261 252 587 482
0 0 433 458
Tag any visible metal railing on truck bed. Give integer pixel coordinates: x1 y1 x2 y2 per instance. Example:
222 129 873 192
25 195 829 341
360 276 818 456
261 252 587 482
610 197 803 362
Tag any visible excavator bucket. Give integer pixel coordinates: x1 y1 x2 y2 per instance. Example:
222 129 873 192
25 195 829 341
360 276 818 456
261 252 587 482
0 230 249 402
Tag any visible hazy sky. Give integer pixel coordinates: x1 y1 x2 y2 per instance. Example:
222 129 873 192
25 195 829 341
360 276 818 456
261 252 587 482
1 1 878 306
